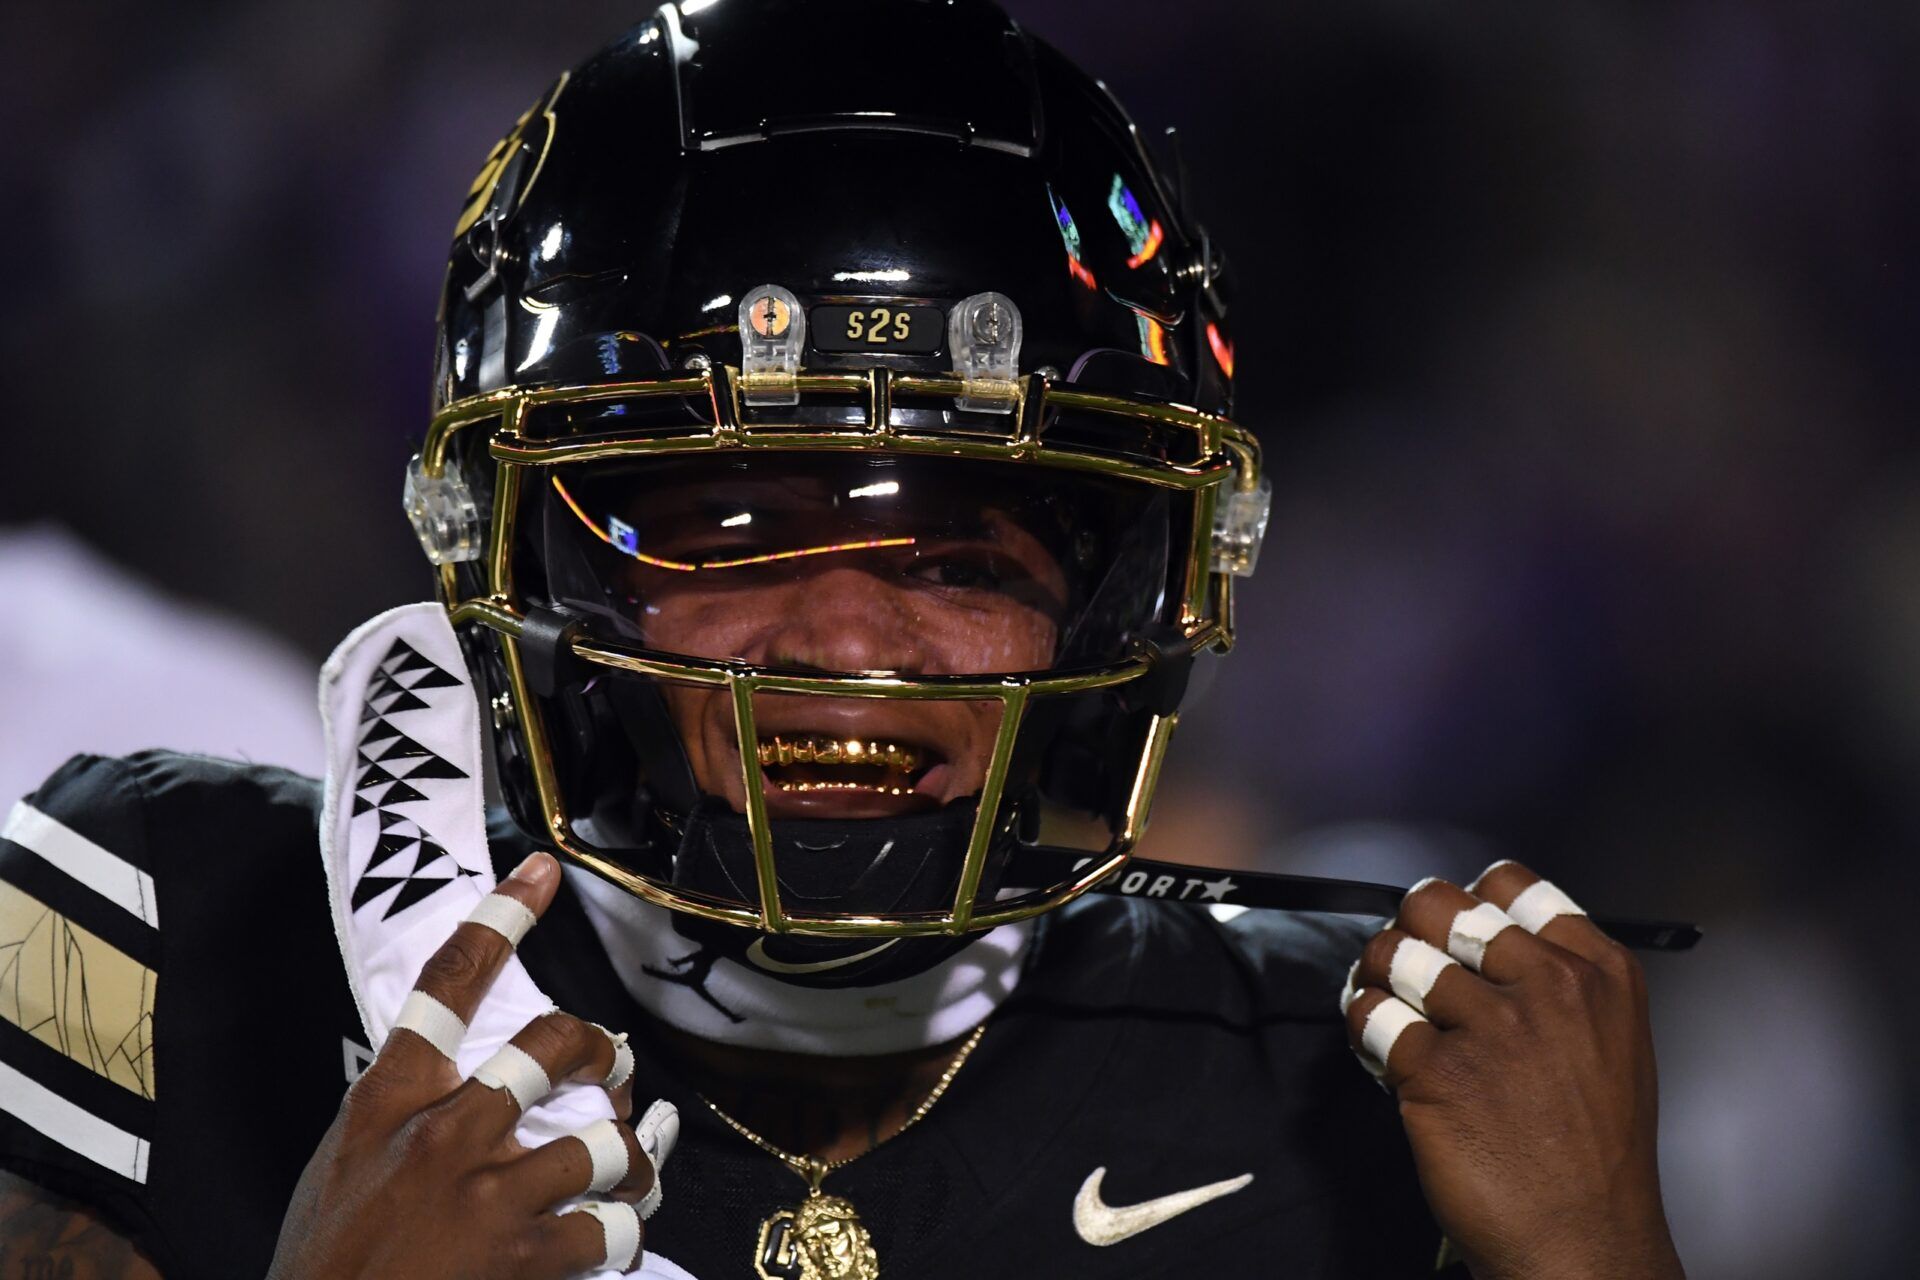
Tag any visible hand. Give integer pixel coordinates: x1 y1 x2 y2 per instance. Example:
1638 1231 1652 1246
269 852 675 1279
1342 862 1684 1280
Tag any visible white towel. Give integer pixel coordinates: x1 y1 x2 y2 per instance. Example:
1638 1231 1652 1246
319 603 695 1278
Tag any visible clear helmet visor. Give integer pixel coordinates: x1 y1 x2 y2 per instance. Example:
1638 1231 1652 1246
539 452 1174 675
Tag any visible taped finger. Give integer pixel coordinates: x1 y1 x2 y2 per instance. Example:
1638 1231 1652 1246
596 1024 635 1092
1387 936 1458 1015
411 855 556 1018
465 892 539 946
392 990 466 1062
577 1117 633 1194
1446 902 1516 971
634 1100 679 1220
1338 960 1364 1016
560 1199 643 1273
473 1042 553 1112
1506 879 1587 934
1338 964 1390 1082
1361 994 1429 1066
505 1012 620 1095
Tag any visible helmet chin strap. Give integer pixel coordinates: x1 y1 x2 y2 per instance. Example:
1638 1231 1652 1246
565 858 1035 1056
658 799 1015 985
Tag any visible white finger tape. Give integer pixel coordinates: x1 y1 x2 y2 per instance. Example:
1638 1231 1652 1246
1507 879 1587 934
1467 859 1517 892
473 1043 552 1112
564 1199 643 1272
633 1099 679 1219
597 1024 635 1092
1446 902 1516 971
1387 937 1458 1015
393 991 466 1061
636 1099 680 1169
578 1117 631 1194
1360 996 1428 1065
464 893 538 947
1388 877 1445 930
1338 960 1363 1016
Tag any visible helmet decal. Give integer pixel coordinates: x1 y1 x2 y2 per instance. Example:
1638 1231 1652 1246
453 71 568 240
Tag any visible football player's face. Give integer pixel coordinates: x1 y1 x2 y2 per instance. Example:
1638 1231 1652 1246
626 482 1068 820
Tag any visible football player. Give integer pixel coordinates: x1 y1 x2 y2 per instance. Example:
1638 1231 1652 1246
0 3 1684 1277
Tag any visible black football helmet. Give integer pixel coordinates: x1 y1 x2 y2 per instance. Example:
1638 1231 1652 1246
406 0 1269 981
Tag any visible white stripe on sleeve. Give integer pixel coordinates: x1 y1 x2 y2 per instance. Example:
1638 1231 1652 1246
2 802 159 929
0 1059 151 1183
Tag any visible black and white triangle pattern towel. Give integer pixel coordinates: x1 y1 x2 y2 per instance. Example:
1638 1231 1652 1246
319 603 590 1122
318 605 696 1279
348 637 476 920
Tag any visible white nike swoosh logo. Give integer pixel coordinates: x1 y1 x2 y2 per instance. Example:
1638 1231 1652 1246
1072 1167 1254 1246
743 937 898 974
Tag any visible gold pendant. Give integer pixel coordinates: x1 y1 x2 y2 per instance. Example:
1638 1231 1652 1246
754 1193 882 1280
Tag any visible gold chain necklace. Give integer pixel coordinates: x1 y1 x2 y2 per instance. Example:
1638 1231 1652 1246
702 1022 988 1280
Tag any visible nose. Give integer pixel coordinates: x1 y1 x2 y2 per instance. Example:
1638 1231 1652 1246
755 566 932 674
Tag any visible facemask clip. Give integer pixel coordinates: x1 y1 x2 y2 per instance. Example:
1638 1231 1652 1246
404 453 484 565
738 284 806 407
949 292 1022 414
1210 474 1271 577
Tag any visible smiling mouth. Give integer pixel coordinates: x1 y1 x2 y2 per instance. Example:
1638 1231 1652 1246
756 734 934 796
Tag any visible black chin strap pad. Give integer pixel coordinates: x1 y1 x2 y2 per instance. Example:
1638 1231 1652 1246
671 801 993 916
518 606 586 698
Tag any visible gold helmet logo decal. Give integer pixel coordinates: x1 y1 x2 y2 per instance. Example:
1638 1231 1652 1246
454 71 569 239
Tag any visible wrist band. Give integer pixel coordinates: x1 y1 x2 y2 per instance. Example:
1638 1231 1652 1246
1388 936 1457 1015
464 893 538 947
473 1042 552 1111
1507 879 1586 934
563 1199 642 1271
393 991 466 1061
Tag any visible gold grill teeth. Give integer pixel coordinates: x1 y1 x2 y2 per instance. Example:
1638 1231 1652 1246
772 780 915 795
755 735 922 772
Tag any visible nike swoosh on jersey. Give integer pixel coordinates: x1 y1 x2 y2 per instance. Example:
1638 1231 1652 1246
1072 1166 1254 1246
743 936 898 974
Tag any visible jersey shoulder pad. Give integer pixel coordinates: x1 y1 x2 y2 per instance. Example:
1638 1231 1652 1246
1032 894 1377 1026
0 752 322 1249
1210 905 1380 1021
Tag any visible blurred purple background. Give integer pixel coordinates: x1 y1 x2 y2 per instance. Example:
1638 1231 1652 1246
4 2 1915 1274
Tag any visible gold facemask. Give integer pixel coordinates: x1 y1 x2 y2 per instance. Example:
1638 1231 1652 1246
413 361 1265 939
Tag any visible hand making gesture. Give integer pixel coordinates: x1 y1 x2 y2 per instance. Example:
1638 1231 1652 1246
268 853 677 1279
1344 861 1685 1280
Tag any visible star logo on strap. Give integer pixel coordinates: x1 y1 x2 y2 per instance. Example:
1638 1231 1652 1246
1198 875 1238 902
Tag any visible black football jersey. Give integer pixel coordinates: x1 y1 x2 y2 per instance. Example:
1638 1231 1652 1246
0 752 1449 1277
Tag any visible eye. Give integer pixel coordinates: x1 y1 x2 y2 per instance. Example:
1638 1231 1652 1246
909 554 1006 591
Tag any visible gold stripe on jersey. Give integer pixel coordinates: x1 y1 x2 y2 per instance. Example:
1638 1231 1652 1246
0 879 156 1099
